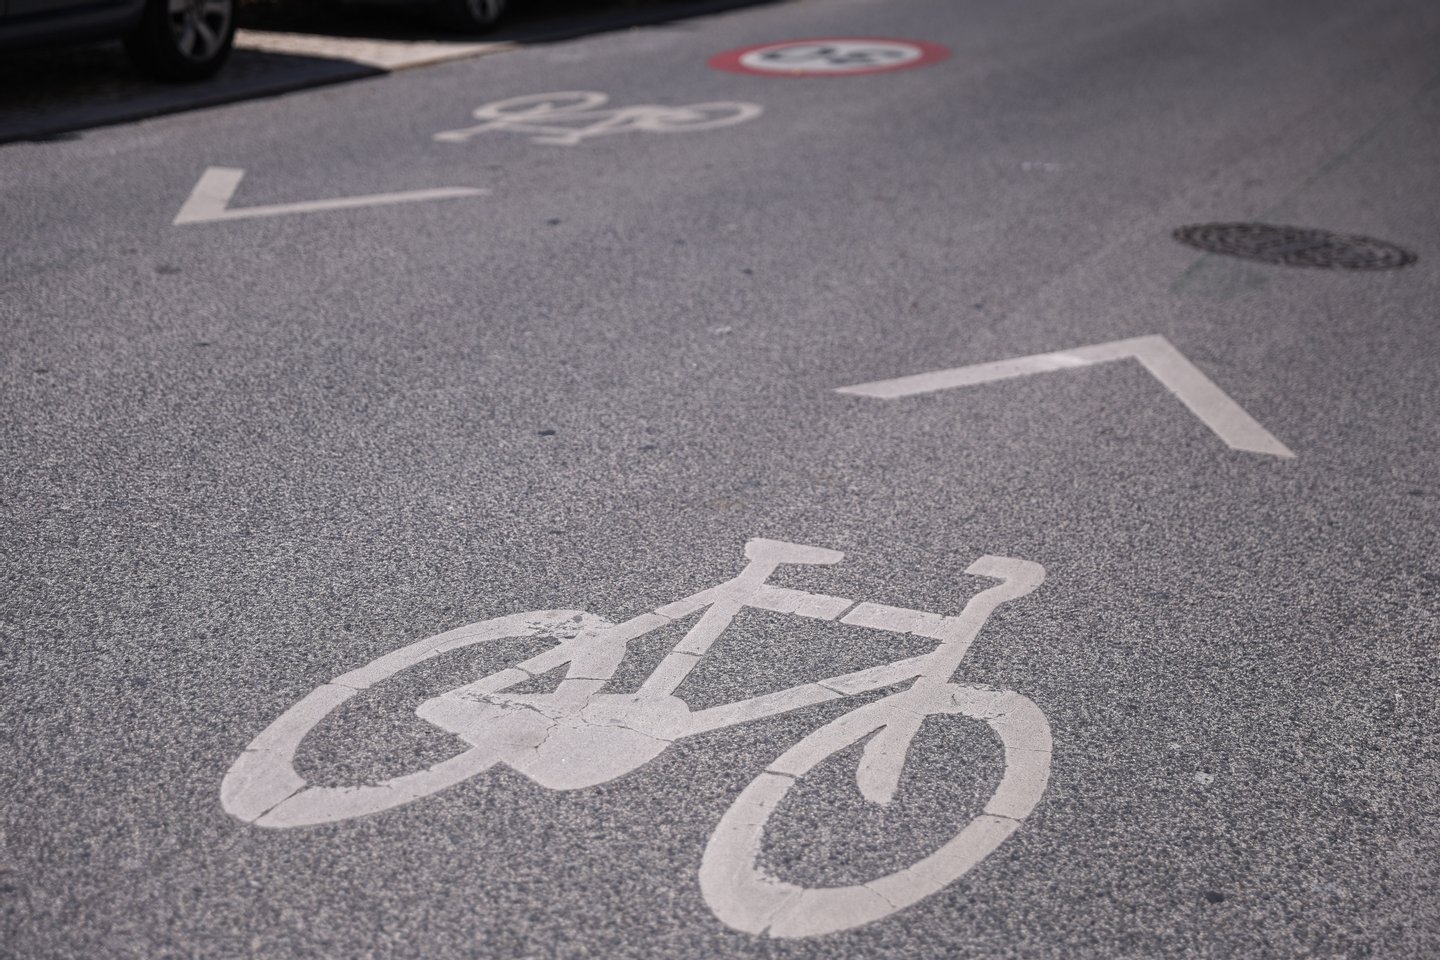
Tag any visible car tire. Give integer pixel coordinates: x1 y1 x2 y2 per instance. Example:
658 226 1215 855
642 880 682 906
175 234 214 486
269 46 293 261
124 0 237 82
433 0 508 34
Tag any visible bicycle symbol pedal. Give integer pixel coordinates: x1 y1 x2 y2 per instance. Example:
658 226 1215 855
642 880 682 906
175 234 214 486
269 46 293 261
222 538 1052 937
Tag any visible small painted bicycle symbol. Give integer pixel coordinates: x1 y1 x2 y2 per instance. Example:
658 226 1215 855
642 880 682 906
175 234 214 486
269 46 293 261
753 43 915 68
712 39 948 77
433 91 763 146
222 539 1051 938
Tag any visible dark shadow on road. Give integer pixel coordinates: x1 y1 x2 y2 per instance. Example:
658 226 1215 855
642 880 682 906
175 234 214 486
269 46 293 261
0 44 383 145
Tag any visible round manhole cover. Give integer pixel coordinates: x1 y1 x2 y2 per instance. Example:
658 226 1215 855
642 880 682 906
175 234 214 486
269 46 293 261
1173 223 1417 270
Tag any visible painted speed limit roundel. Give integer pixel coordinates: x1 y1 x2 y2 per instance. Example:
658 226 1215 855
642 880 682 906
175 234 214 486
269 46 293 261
709 39 949 77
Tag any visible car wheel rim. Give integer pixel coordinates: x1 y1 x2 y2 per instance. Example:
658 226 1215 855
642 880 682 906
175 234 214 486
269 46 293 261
168 0 231 62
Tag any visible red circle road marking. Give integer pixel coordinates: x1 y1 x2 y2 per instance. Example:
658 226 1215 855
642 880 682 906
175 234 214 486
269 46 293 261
709 39 950 77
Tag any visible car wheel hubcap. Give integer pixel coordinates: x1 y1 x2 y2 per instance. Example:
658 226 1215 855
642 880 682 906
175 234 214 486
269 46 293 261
168 0 231 62
466 0 502 24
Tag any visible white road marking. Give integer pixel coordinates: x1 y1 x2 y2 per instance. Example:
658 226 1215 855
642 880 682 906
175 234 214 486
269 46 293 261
837 334 1295 458
433 91 762 147
173 167 487 225
221 539 1052 937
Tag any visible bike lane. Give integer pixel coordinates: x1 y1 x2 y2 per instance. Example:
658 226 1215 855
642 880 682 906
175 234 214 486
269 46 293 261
3 0 1440 957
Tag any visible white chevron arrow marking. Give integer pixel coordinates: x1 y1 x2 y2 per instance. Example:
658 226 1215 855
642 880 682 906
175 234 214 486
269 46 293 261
837 334 1294 458
173 167 487 225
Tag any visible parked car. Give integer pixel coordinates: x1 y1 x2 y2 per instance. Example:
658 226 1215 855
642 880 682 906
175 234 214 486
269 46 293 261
0 0 236 81
355 0 508 33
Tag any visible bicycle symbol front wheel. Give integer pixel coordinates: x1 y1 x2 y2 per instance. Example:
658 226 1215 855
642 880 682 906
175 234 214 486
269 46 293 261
634 102 765 133
699 683 1051 938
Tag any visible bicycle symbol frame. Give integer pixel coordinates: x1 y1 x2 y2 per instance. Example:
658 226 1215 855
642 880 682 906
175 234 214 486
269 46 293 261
222 538 1051 938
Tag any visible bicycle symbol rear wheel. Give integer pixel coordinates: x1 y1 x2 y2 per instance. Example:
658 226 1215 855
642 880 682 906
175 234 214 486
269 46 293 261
699 683 1051 937
221 610 609 828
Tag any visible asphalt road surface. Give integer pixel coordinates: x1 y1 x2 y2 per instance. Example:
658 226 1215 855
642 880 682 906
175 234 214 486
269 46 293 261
4 0 1440 957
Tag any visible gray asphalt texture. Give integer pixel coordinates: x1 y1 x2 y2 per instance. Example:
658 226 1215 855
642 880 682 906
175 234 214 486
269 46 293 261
3 0 1440 956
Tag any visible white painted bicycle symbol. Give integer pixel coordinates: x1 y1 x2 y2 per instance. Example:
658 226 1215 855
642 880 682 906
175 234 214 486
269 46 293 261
712 39 947 77
222 539 1052 938
747 42 919 70
433 91 763 147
